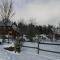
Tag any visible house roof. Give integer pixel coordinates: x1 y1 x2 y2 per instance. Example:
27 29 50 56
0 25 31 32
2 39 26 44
0 20 20 36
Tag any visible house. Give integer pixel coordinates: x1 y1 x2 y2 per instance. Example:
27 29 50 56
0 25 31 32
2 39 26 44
0 20 20 43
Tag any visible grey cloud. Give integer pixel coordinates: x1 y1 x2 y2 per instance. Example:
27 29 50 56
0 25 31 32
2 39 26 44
13 0 60 26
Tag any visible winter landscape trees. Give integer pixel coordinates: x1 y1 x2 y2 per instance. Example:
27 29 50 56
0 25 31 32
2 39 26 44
0 0 60 54
18 21 54 42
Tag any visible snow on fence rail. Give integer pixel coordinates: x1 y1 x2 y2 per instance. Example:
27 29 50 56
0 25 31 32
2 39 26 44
20 40 60 54
39 42 60 45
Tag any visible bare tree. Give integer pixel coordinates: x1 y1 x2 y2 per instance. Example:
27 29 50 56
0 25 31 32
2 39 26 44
0 0 14 43
0 0 14 23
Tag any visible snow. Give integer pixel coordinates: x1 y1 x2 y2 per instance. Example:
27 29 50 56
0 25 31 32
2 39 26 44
0 39 3 42
0 41 60 60
3 43 14 48
23 42 60 52
1 49 60 60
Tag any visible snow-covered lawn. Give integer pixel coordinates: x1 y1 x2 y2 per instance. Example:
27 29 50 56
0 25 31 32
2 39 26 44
0 42 60 60
3 43 14 48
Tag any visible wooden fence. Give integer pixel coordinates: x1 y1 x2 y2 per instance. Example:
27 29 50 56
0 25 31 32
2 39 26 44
20 40 60 54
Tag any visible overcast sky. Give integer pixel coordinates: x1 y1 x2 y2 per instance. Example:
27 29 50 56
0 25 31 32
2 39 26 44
13 0 60 26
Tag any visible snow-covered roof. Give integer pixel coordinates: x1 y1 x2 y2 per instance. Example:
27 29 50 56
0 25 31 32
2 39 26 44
0 20 20 35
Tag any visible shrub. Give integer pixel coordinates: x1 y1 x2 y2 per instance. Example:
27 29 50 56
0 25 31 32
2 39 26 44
4 46 14 51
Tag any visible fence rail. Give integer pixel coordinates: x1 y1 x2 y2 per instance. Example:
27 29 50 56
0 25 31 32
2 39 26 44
21 45 60 54
20 41 60 54
39 42 60 45
21 40 60 45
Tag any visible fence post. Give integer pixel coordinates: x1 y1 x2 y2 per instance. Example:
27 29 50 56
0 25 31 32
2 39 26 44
37 35 39 54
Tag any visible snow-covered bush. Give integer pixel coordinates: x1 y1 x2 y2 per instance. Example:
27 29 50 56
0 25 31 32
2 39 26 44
4 47 14 51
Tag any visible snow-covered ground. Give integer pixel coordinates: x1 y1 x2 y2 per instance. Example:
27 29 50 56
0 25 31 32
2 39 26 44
0 41 60 60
